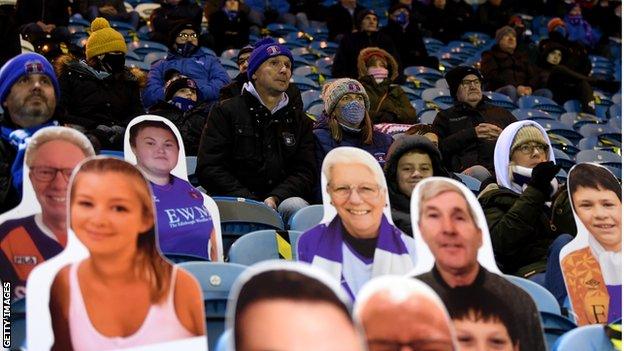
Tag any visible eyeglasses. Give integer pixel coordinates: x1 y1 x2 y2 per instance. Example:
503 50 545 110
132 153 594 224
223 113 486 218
515 142 549 155
30 166 73 182
460 78 481 87
177 32 198 39
368 339 455 351
328 183 381 201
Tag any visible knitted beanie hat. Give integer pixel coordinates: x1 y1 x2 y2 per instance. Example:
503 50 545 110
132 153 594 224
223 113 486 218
547 18 565 33
237 45 254 61
495 26 516 43
168 21 200 50
0 52 60 105
165 75 197 101
355 9 377 29
247 37 293 80
320 78 370 115
445 66 483 99
86 17 127 60
511 125 549 153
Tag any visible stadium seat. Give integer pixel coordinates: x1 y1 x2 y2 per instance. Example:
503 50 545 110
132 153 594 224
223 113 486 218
213 197 284 254
576 150 621 167
421 87 450 102
143 51 166 65
179 261 247 351
461 32 491 46
315 57 333 70
214 330 231 351
291 76 319 91
553 324 616 351
9 298 25 350
69 16 91 26
604 165 622 180
404 66 444 82
608 103 621 119
541 312 578 350
267 23 298 36
401 85 424 100
563 100 582 113
559 112 602 130
293 65 330 82
309 40 339 55
109 20 135 31
518 96 566 115
553 148 575 171
483 91 517 110
505 274 560 315
578 123 619 138
135 3 160 20
512 108 554 120
164 252 209 264
125 50 141 61
99 149 125 158
220 48 239 61
454 173 481 194
228 230 303 265
419 110 438 124
434 78 449 89
306 103 324 117
549 134 580 157
532 118 583 143
128 40 168 58
125 59 150 71
289 204 324 231
220 58 239 70
301 90 322 110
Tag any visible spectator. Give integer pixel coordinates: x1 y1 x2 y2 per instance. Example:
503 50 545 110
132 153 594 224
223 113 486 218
0 127 94 301
432 66 516 181
143 21 230 109
479 121 572 297
16 0 71 49
0 5 21 67
565 3 599 49
147 75 208 155
149 0 203 44
314 78 393 170
0 53 61 212
197 38 315 223
357 47 416 124
414 178 547 351
325 0 366 42
58 18 143 150
481 25 553 102
380 3 439 69
477 0 513 36
422 0 473 43
332 9 401 79
545 17 592 75
384 134 449 235
218 45 303 110
208 0 250 55
245 0 298 32
77 0 140 29
298 147 416 299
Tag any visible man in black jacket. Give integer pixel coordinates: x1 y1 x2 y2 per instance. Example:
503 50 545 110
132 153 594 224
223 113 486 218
432 66 516 181
197 38 316 222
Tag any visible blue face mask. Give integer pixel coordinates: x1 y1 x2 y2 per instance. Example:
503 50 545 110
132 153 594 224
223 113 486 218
170 96 195 112
394 12 408 26
567 14 582 25
339 100 366 126
175 43 198 57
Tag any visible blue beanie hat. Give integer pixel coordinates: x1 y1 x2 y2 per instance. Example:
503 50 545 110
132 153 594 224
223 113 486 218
0 53 60 106
247 38 293 80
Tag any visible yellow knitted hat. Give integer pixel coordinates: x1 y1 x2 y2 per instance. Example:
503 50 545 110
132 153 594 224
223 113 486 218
86 17 127 60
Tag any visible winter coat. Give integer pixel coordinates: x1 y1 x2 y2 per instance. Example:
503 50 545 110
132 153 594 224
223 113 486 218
149 0 203 43
332 31 401 80
143 48 230 109
196 90 316 202
480 44 541 91
380 20 437 69
208 9 250 55
422 3 473 43
147 100 211 156
356 49 416 124
219 72 304 111
384 134 450 235
432 99 516 173
325 3 366 42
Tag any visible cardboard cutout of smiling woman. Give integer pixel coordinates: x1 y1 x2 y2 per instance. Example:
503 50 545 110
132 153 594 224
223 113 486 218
31 157 207 351
297 146 416 300
409 177 546 351
560 163 622 326
124 115 223 262
0 126 95 302
226 260 365 351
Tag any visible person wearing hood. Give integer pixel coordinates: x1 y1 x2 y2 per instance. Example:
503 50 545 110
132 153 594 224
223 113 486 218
58 17 143 150
149 0 203 44
143 21 230 109
478 121 572 283
432 66 516 181
357 47 416 124
331 9 401 80
564 3 599 49
314 78 394 171
384 134 449 235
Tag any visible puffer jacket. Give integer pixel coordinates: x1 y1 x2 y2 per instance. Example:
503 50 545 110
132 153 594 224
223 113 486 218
481 44 541 91
197 90 316 202
143 48 230 109
357 48 417 124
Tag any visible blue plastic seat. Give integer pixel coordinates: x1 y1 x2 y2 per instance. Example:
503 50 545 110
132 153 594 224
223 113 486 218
578 123 618 138
306 103 324 117
220 58 238 70
512 108 555 121
315 57 333 70
505 274 561 315
421 87 450 102
518 95 566 115
290 76 319 91
9 298 26 350
289 205 324 231
125 50 141 61
290 47 319 61
293 65 330 82
125 59 150 71
301 90 322 110
553 324 616 351
228 230 302 265
403 66 443 82
419 110 438 125
533 118 583 143
559 112 602 130
164 252 209 264
454 173 481 194
309 40 338 55
541 312 578 350
563 99 582 113
179 262 247 351
127 40 168 56
401 85 425 100
608 103 621 119
99 149 125 158
220 48 239 61
483 91 517 110
553 148 575 171
266 22 298 36
143 51 167 65
576 150 622 167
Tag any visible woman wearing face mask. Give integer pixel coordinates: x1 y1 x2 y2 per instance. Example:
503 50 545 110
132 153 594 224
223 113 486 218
57 17 144 150
314 79 394 175
356 47 417 124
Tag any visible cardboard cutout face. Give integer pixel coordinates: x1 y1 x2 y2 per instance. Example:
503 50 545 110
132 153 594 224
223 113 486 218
560 163 622 325
0 126 94 302
227 260 364 351
26 157 208 350
353 276 457 351
298 146 416 300
409 177 501 276
124 115 223 262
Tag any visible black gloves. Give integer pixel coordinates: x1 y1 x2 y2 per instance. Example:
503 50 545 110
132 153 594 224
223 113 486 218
528 161 561 196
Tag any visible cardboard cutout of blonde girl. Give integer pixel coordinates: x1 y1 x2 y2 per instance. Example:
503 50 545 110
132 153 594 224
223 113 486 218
297 146 417 300
560 162 622 325
44 157 207 350
124 115 223 261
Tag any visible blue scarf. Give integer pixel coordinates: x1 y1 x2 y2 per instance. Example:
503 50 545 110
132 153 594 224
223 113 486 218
0 120 58 196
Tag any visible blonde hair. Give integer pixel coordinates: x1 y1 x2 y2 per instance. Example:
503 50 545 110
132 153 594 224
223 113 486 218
25 127 95 167
70 157 172 303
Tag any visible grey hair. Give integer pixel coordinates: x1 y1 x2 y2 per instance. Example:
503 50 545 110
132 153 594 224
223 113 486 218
25 126 95 167
322 147 386 189
417 179 478 225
